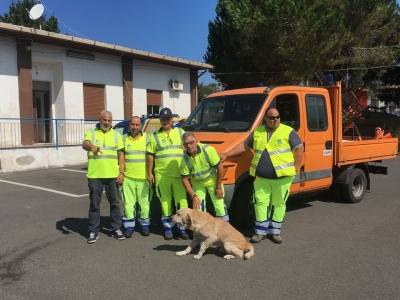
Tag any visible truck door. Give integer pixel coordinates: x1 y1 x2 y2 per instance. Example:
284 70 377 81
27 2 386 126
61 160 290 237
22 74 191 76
269 91 303 194
298 91 333 192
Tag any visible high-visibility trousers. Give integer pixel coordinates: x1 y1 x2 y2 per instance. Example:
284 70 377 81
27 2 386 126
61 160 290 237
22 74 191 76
121 177 152 230
155 174 188 232
192 183 229 222
253 175 294 235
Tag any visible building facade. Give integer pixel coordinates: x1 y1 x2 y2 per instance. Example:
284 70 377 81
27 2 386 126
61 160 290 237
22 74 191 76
0 23 213 172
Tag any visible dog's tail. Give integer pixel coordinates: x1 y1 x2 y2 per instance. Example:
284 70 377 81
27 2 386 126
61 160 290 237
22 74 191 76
243 243 254 260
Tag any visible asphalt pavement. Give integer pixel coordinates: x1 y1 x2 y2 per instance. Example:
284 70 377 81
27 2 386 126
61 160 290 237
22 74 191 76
0 159 400 300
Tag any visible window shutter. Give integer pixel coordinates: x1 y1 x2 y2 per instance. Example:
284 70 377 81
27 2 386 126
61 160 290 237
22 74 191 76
83 83 105 119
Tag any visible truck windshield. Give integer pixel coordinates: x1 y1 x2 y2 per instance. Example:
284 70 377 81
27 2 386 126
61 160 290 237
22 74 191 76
183 94 267 132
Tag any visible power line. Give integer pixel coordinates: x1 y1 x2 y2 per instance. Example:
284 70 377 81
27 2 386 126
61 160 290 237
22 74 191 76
41 1 86 39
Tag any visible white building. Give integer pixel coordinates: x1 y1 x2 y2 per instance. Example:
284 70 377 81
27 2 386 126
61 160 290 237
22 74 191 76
0 23 213 173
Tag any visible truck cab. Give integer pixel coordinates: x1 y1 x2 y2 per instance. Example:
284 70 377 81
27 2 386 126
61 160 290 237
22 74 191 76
183 82 398 228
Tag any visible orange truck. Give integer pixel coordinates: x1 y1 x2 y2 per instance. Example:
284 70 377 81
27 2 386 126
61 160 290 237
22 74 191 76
182 81 398 228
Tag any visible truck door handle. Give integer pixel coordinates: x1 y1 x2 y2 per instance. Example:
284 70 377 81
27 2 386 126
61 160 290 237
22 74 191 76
300 165 305 187
325 140 332 150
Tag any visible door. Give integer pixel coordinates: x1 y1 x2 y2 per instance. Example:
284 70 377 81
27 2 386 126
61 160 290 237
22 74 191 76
32 91 52 143
43 92 51 143
268 92 303 194
299 92 333 192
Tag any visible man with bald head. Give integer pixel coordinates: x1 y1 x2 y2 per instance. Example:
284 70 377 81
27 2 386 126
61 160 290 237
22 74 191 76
121 116 152 238
220 107 304 244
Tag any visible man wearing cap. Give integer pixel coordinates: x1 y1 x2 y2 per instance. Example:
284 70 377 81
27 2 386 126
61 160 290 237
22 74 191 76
121 116 152 238
181 132 229 222
82 110 126 244
146 107 188 240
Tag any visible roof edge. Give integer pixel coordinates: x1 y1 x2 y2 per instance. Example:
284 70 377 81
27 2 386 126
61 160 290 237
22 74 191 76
0 22 214 70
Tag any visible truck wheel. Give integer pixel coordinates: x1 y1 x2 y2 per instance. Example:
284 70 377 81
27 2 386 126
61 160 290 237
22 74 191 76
229 180 254 229
341 168 367 203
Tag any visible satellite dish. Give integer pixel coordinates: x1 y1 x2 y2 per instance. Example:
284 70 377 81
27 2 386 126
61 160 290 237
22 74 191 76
29 3 44 20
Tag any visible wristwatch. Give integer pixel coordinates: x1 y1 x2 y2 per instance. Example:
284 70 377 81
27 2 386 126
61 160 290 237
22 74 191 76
119 172 125 175
190 194 197 200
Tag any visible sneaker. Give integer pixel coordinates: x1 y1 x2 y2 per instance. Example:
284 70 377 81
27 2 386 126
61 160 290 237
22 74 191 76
177 231 189 240
164 229 173 240
112 229 126 240
87 232 98 244
141 228 150 236
124 230 134 238
268 234 283 244
250 234 266 243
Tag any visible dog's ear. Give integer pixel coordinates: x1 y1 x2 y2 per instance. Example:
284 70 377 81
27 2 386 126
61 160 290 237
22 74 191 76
186 210 193 228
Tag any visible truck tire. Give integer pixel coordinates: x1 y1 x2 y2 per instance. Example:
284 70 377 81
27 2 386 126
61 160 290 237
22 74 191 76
229 180 254 229
341 168 367 203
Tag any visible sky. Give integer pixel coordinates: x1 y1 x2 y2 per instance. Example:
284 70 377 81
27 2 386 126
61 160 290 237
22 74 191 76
0 0 219 84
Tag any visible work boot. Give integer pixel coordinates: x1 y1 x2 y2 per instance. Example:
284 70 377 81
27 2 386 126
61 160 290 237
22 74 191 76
177 231 189 240
250 234 266 243
141 226 150 236
164 229 173 240
124 230 134 238
268 234 283 244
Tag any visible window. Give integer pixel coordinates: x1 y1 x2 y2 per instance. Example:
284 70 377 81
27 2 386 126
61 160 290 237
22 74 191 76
184 94 266 132
147 90 162 116
305 95 328 131
268 94 300 131
83 83 105 119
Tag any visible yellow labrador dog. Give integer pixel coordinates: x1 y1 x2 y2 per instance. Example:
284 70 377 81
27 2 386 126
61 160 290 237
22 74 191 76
171 208 254 260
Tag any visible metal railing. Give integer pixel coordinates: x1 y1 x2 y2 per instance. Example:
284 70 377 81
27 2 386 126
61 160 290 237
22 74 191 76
0 118 122 149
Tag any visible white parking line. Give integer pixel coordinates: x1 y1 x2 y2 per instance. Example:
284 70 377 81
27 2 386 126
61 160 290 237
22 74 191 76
61 169 87 173
0 179 89 198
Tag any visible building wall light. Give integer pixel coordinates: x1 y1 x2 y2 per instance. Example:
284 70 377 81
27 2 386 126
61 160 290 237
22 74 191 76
66 50 95 60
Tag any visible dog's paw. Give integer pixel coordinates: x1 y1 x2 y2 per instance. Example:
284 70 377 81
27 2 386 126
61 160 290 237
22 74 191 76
223 254 235 260
175 251 188 256
193 255 202 260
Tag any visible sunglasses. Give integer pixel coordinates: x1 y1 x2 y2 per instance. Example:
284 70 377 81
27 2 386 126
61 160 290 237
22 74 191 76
267 115 280 120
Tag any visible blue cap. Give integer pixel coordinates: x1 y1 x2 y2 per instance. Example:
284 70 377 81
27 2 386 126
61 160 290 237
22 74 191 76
159 107 174 118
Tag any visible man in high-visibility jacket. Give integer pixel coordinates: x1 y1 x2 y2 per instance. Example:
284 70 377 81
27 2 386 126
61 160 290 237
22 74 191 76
181 132 229 222
82 110 126 244
121 116 152 238
220 108 304 244
146 107 188 240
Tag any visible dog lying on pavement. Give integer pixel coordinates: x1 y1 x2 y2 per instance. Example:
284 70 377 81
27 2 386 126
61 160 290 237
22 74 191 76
171 208 254 260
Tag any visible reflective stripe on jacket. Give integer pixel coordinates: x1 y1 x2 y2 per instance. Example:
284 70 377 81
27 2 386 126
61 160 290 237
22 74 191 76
183 143 217 186
123 132 149 180
150 127 184 177
85 128 122 178
249 124 296 177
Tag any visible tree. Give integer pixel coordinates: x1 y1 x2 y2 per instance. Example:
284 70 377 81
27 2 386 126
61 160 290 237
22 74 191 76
198 82 217 101
0 0 59 33
205 0 400 89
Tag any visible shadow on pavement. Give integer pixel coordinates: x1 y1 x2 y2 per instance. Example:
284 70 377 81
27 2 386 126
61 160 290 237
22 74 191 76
286 188 348 213
153 244 224 257
55 216 117 238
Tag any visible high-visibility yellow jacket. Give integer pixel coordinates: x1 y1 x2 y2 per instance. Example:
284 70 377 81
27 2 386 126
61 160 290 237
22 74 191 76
250 124 296 177
123 132 148 180
181 143 220 187
147 127 184 177
84 127 123 178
